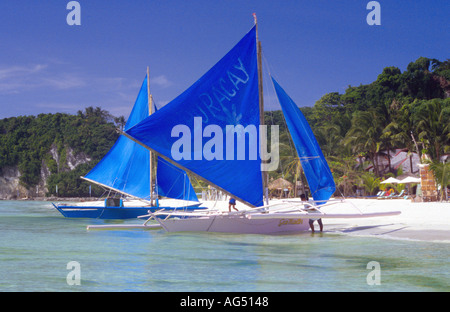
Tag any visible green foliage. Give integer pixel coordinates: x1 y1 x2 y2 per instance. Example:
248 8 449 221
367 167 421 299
46 163 105 198
432 59 450 81
359 172 381 196
272 57 449 197
428 160 450 201
0 107 121 195
410 98 450 160
310 57 449 161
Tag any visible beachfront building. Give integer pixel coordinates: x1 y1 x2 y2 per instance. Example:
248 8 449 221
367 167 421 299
362 148 421 176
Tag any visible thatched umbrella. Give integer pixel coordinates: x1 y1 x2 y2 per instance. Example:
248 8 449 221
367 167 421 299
269 178 293 198
269 178 293 189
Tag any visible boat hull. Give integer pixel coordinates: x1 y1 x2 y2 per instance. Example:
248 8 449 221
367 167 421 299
157 215 310 234
53 203 203 219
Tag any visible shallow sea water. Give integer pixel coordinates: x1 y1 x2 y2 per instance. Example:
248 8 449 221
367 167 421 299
0 201 448 292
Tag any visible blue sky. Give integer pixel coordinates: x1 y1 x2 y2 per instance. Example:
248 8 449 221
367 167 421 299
0 0 448 119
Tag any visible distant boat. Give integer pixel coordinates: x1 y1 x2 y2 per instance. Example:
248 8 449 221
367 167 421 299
53 69 203 219
88 16 400 231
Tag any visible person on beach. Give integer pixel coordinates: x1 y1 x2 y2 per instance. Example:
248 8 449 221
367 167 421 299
301 194 323 233
229 197 238 212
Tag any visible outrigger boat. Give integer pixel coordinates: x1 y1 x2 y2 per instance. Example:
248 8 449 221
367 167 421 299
54 68 203 219
88 16 400 231
53 198 201 220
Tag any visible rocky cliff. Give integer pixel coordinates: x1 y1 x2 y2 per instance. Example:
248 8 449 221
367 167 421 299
0 144 91 199
0 108 119 199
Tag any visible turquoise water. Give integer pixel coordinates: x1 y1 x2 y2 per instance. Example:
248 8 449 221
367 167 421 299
0 201 448 292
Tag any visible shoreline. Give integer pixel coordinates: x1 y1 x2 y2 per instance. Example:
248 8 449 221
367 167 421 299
312 198 450 243
200 198 450 243
3 197 449 243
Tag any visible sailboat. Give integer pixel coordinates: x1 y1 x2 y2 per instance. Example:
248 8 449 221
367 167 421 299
89 16 400 232
53 69 202 219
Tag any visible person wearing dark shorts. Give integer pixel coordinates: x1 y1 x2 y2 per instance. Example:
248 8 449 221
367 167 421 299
308 218 323 233
228 198 238 212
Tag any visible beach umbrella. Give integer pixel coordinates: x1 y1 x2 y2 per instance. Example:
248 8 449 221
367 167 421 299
400 176 421 184
380 177 401 184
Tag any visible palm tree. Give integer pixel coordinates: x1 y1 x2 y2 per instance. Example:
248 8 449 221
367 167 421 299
413 98 450 161
384 100 418 172
344 110 384 177
114 116 127 131
327 156 360 197
316 124 342 157
282 157 307 197
359 172 381 196
429 160 449 202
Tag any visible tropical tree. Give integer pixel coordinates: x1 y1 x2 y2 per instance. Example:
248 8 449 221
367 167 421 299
428 160 450 202
411 98 450 161
359 172 381 196
432 58 450 80
344 110 384 177
402 57 444 99
384 99 420 171
311 92 351 140
328 156 360 197
114 116 127 131
315 123 342 157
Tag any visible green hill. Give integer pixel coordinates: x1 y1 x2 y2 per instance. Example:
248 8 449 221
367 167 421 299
0 107 121 198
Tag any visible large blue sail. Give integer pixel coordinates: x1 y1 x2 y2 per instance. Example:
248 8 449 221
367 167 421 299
126 27 264 207
156 157 198 202
83 77 152 199
272 78 335 203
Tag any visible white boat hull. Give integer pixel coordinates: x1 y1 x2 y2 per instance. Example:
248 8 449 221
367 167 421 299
157 215 310 234
154 203 401 234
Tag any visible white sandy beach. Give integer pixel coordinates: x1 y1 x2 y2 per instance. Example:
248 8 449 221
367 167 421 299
197 198 450 243
321 198 450 243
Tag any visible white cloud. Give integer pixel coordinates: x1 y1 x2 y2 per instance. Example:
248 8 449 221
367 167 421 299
0 63 173 118
151 75 172 88
0 64 87 94
0 64 47 80
40 75 86 90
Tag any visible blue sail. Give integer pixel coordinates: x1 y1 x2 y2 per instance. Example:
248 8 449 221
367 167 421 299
272 78 336 203
156 156 198 202
83 76 198 202
126 27 264 207
83 77 152 199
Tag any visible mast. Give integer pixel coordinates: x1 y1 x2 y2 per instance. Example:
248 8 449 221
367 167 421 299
254 14 269 205
121 23 265 208
147 66 154 206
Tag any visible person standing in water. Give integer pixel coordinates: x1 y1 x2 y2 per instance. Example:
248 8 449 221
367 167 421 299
300 194 323 233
